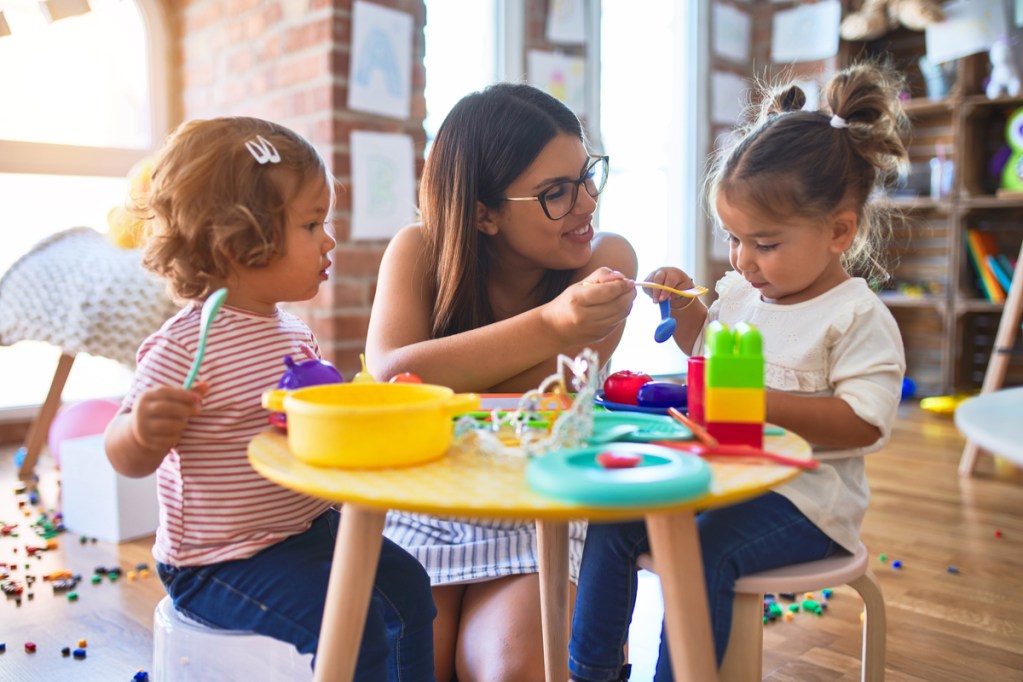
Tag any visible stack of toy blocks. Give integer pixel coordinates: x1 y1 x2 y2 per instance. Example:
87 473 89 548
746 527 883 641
704 321 764 448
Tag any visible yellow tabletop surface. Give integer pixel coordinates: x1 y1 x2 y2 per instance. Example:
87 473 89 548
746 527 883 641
249 428 811 522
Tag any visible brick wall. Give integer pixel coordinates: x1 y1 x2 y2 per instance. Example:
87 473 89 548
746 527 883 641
173 0 426 377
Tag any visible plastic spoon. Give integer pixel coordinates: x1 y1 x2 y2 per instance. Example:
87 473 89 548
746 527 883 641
183 287 228 389
636 281 708 298
654 299 676 343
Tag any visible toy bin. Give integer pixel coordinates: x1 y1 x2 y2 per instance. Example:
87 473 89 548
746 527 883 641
152 596 313 681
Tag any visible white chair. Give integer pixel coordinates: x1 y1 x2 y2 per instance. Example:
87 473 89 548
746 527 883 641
638 541 885 682
152 596 313 681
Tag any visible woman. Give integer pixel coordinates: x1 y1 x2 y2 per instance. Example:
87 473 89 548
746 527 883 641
366 83 638 681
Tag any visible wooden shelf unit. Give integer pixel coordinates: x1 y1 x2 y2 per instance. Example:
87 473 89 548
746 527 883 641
847 28 1023 396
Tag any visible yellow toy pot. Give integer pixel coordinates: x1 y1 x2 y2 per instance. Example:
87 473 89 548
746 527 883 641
262 383 479 469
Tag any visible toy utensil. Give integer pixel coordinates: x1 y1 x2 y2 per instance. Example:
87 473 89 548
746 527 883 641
655 440 819 470
654 299 677 343
635 281 708 298
667 407 718 448
183 287 228 389
586 424 640 445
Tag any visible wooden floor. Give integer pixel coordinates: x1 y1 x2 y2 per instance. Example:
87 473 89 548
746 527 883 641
0 402 1021 681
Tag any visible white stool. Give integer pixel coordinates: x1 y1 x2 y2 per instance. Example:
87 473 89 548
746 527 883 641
638 541 885 682
152 595 314 681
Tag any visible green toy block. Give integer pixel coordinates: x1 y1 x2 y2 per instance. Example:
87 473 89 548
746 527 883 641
705 321 764 388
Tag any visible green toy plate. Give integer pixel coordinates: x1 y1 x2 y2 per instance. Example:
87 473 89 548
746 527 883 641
526 443 712 507
588 411 693 443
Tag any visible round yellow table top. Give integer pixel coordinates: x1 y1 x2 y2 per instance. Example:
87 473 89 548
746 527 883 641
248 428 812 522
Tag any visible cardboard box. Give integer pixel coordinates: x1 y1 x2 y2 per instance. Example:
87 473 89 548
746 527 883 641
60 434 159 543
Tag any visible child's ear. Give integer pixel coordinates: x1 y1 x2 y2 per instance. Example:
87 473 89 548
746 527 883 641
830 210 858 253
475 200 499 236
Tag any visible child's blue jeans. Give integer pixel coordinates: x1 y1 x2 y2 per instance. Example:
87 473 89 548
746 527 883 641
568 492 838 681
157 508 436 682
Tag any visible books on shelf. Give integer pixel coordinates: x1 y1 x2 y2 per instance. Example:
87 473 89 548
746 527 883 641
987 254 1014 292
965 229 1007 304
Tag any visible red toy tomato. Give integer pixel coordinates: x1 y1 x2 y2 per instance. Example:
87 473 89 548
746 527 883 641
596 451 643 469
388 372 423 383
603 370 653 405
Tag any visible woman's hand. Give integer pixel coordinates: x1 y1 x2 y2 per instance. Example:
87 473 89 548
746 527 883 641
541 266 636 345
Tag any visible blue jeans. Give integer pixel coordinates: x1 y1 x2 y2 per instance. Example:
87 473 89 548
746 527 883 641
568 492 838 681
158 509 436 681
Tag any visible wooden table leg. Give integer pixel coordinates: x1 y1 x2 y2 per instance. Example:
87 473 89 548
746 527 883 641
19 352 75 481
313 505 386 682
646 510 717 681
536 520 570 682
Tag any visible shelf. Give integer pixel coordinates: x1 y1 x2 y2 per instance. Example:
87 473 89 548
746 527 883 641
888 195 952 211
961 93 1023 114
902 97 954 116
960 194 1023 209
954 298 1006 315
877 293 946 310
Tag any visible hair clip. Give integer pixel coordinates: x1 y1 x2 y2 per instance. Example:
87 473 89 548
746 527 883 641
830 114 849 129
245 135 281 165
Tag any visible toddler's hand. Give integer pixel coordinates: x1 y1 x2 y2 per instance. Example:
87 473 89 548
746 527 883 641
130 383 208 455
642 267 697 304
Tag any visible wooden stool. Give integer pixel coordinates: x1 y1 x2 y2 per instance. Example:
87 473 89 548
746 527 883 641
638 541 885 682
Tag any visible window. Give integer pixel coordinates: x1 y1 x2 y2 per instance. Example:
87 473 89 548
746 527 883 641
0 0 169 412
599 0 701 376
423 0 500 146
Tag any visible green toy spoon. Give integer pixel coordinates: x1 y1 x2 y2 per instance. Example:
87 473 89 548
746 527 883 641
183 287 228 389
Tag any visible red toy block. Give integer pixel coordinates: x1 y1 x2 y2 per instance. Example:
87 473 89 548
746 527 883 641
706 420 763 448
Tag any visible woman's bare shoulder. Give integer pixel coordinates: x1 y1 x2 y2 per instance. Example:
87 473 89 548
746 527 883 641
590 231 638 277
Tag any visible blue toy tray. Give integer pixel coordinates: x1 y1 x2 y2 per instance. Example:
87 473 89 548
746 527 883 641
526 443 712 507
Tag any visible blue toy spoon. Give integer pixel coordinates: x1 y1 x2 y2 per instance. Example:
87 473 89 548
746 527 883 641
654 299 676 343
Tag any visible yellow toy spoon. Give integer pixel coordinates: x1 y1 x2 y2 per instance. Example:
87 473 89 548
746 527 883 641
635 281 708 298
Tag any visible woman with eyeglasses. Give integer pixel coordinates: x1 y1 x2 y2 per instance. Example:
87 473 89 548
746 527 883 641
366 82 638 682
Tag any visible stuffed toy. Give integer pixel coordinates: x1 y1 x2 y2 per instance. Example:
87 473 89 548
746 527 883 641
106 156 153 249
840 0 945 42
987 37 1021 99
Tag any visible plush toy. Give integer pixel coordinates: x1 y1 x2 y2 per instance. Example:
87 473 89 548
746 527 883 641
987 37 1021 99
840 0 945 42
1000 106 1023 191
106 156 153 249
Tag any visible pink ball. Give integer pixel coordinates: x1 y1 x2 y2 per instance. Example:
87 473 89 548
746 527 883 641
48 398 121 466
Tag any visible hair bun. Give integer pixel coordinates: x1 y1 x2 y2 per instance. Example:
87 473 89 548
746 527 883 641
776 85 806 113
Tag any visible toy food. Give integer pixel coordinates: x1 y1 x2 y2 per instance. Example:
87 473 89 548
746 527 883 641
352 353 376 383
389 372 423 383
603 370 653 405
278 355 344 389
636 381 687 409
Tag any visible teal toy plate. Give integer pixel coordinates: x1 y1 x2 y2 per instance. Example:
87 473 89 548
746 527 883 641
526 443 712 507
588 411 692 443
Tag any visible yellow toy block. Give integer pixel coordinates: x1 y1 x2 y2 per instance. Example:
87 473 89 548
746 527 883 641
704 386 765 423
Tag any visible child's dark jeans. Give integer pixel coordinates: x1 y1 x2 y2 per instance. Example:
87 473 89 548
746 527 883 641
568 492 836 681
158 508 436 681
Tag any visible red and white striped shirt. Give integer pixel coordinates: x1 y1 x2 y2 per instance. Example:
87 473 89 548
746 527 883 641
124 303 332 567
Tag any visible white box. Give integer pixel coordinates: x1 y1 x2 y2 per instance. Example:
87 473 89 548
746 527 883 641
60 434 159 543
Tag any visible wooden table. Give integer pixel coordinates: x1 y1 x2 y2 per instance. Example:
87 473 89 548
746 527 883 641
248 427 811 682
955 386 1023 467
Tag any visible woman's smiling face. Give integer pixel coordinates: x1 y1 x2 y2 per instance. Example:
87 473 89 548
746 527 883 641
482 133 600 273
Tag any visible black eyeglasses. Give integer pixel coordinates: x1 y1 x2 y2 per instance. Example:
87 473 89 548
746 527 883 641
503 154 609 221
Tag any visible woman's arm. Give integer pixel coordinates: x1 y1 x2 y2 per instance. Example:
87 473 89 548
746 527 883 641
366 227 637 393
